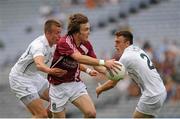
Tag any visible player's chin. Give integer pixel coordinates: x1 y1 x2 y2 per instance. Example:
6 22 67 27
83 40 88 44
85 36 89 41
55 39 59 43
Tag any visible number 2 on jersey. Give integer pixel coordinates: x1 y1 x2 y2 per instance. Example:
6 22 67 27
140 53 155 70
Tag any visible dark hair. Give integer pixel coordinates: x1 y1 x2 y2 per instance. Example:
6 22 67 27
44 19 61 33
143 41 151 50
115 31 133 44
67 13 89 35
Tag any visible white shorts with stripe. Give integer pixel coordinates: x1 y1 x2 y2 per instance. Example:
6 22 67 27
9 72 49 99
136 91 167 117
49 81 88 112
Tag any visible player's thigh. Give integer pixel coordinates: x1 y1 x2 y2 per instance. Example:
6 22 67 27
39 87 49 101
27 98 47 116
72 94 96 114
34 74 49 101
9 74 38 99
136 92 166 117
49 84 68 113
21 93 47 116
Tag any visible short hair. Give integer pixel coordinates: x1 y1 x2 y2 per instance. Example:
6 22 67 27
115 31 133 44
67 13 89 35
44 19 61 33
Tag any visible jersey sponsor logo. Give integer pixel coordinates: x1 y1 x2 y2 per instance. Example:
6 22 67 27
61 56 78 69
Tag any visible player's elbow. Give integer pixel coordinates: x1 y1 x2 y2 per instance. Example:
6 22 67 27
109 84 116 89
71 52 85 63
71 52 81 61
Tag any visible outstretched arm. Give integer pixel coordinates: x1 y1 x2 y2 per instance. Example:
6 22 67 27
96 80 119 98
93 66 107 74
71 51 116 69
34 56 67 77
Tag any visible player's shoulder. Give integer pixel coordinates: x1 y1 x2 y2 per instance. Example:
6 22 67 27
124 46 143 56
58 35 72 44
30 35 45 49
120 47 137 63
81 41 92 49
57 35 75 50
120 53 132 65
126 45 141 52
85 40 92 46
32 35 44 44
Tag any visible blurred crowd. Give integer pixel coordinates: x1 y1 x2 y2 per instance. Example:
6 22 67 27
38 0 121 27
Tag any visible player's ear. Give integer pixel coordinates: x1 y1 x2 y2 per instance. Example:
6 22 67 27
125 40 130 46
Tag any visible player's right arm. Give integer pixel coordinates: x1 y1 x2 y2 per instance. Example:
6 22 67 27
71 51 116 69
96 80 119 98
56 37 117 69
34 56 67 77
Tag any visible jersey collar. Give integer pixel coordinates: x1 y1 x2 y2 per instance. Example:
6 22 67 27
125 45 140 52
123 45 133 53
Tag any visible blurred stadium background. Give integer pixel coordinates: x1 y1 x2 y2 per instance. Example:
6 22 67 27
0 0 180 118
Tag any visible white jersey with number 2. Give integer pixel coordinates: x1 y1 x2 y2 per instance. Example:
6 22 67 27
119 45 166 97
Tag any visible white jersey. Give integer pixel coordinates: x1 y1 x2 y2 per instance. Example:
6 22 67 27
10 34 56 76
119 45 166 97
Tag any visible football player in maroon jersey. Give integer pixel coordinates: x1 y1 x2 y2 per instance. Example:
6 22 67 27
48 13 117 118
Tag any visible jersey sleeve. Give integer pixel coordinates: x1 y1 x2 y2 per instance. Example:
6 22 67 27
119 53 130 69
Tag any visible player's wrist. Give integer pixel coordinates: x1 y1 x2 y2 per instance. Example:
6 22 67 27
86 68 92 74
47 68 52 74
99 59 105 66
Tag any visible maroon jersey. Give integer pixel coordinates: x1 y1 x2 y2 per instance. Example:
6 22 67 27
48 35 96 85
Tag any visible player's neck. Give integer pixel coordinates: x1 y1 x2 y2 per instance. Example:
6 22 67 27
45 35 53 47
72 35 81 47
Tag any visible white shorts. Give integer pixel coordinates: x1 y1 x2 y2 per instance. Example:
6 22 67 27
136 91 167 117
9 73 49 100
49 81 88 112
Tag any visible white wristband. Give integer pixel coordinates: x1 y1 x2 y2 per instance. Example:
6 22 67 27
86 68 92 74
99 59 105 66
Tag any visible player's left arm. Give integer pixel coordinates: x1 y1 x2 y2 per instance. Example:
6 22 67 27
96 80 119 98
34 56 67 77
93 66 107 74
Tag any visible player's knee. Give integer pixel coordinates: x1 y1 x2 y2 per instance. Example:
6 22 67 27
84 110 96 118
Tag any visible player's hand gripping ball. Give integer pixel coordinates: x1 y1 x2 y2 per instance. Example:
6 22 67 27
106 61 126 81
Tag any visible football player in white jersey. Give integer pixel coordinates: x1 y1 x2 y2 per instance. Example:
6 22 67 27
96 31 167 118
9 19 67 118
